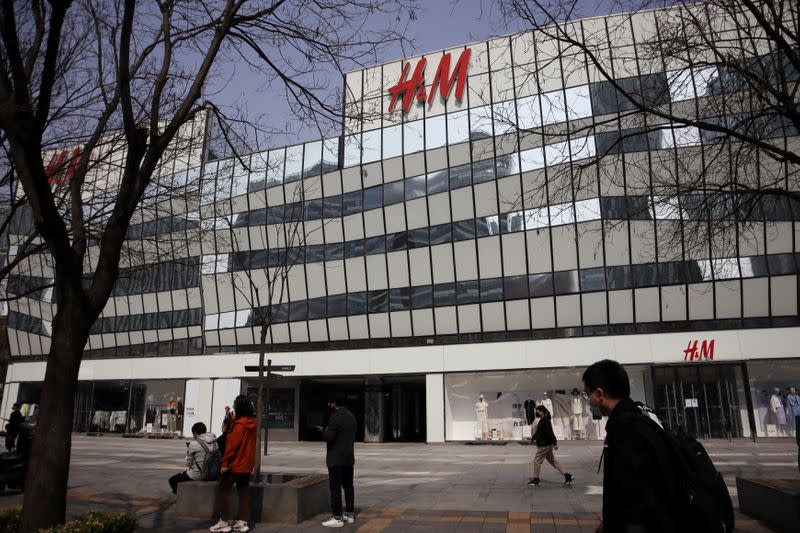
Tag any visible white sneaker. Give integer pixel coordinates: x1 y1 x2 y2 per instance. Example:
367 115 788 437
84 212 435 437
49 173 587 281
321 516 344 528
232 520 249 532
209 519 232 533
343 513 355 524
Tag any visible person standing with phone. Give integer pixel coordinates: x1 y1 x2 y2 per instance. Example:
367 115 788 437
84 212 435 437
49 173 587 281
315 393 357 528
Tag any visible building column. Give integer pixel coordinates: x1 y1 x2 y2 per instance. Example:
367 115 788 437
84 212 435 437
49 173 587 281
426 373 445 442
364 377 383 443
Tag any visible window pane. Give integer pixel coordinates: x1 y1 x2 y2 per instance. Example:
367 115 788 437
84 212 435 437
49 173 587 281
553 270 579 294
605 265 631 289
449 163 472 189
383 181 404 205
427 169 449 194
504 275 529 299
580 267 606 291
470 105 493 138
349 292 368 315
429 223 452 244
456 280 480 304
404 120 424 154
564 85 592 120
520 147 545 172
425 115 447 150
434 282 455 306
480 278 503 301
383 124 402 159
302 140 322 178
323 195 342 218
447 110 470 144
368 289 389 312
328 294 347 317
343 134 361 167
493 100 516 134
364 185 383 211
517 95 541 130
362 129 381 164
342 190 362 215
389 287 411 311
411 285 433 309
529 273 553 297
405 174 426 200
267 148 285 186
365 236 386 254
322 137 339 173
308 297 326 319
476 215 500 237
541 89 567 125
452 219 475 240
284 144 303 182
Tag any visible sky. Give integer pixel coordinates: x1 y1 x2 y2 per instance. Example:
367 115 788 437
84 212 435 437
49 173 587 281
206 0 623 150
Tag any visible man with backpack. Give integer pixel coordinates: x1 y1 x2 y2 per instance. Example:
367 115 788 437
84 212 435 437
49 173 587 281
168 422 220 494
583 360 732 533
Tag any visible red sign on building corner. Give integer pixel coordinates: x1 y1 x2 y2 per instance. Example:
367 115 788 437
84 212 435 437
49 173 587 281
387 48 472 113
683 339 715 361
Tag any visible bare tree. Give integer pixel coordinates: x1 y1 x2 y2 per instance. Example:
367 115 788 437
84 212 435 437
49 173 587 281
0 1 412 529
493 0 799 260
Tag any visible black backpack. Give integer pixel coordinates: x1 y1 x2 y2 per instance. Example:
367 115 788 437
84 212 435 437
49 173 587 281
196 439 221 481
637 412 734 533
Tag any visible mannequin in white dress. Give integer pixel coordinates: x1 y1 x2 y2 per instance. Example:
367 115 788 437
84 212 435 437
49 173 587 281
570 388 586 440
540 392 553 414
475 394 490 439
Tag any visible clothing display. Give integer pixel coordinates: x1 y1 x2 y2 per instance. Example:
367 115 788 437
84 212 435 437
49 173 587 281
91 410 127 432
475 396 490 439
523 399 536 425
540 396 553 414
571 396 585 437
786 389 800 420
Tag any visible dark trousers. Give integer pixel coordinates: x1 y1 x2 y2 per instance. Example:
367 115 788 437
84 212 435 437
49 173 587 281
328 465 354 518
168 471 191 493
219 472 251 522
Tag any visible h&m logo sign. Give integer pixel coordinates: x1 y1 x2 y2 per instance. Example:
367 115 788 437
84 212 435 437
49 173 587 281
45 147 81 188
683 339 715 361
387 48 472 113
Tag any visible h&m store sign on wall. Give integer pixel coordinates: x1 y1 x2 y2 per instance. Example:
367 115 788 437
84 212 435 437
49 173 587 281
387 48 471 113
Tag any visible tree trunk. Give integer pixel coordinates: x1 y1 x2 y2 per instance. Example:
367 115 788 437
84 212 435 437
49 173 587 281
253 328 267 478
20 302 90 531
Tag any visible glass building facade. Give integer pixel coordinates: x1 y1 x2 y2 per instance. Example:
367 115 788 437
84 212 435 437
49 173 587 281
2 5 799 441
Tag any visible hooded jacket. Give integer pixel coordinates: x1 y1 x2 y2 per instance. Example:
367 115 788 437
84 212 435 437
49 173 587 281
222 416 257 474
185 432 218 480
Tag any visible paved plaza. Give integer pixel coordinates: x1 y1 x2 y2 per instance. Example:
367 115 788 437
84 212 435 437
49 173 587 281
0 435 796 531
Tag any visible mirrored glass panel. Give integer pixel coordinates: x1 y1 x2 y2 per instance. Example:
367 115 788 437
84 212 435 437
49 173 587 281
362 129 381 164
447 110 470 144
383 124 402 159
404 120 424 154
284 144 303 182
425 115 447 150
302 140 322 178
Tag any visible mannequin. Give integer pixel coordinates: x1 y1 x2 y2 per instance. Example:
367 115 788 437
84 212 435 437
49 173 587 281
540 392 553 414
770 388 787 436
523 396 536 425
570 388 586 440
786 387 800 437
475 394 490 439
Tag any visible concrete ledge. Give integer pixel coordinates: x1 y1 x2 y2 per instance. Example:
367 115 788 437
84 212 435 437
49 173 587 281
176 473 329 524
736 477 800 533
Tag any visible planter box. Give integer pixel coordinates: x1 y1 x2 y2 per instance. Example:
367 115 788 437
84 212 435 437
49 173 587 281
736 477 800 533
176 473 329 524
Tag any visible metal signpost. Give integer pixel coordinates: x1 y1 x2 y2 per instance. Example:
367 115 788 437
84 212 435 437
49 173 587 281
245 359 295 455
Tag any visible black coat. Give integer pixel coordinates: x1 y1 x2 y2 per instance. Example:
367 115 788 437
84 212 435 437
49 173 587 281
601 397 683 533
532 415 557 447
322 407 357 468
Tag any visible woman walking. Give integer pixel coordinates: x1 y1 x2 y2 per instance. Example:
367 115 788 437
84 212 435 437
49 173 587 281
210 395 257 533
527 405 574 486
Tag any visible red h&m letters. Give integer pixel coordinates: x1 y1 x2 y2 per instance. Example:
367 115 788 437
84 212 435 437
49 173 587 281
387 48 471 113
683 339 715 361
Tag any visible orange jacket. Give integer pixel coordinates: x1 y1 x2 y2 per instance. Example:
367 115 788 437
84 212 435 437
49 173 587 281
222 416 257 474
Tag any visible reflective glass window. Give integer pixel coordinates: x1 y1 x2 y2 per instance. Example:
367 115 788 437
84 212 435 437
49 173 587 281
411 285 433 309
322 138 339 173
383 181 404 205
365 236 386 255
364 185 383 211
504 275 529 299
325 242 344 261
266 148 285 187
632 264 658 287
304 198 323 220
553 270 580 294
302 140 322 178
768 253 798 275
520 147 545 172
323 195 342 218
328 294 347 317
368 289 389 313
342 190 362 215
456 280 480 304
383 124 402 159
470 105 493 138
549 202 575 226
541 89 567 125
349 292 368 315
308 297 327 319
605 265 631 289
389 287 411 311
407 228 429 249
712 258 740 279
447 110 470 144
574 198 601 222
517 95 541 130
480 278 504 302
405 174 426 200
429 223 452 244
472 158 496 184
452 219 476 241
362 128 381 164
493 100 516 135
345 239 364 258
580 267 606 292
434 282 456 306
529 273 554 297
425 115 447 150
449 163 472 189
305 245 325 263
740 255 769 278
476 215 500 237
427 169 449 194
500 211 524 233
284 144 303 182
387 232 408 251
404 120 424 154
289 301 307 321
565 85 592 120
343 134 361 167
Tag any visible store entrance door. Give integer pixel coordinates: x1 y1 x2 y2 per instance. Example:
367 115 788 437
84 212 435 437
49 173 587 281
652 364 746 439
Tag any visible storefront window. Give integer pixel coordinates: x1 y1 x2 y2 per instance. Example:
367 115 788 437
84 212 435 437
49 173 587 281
747 360 800 437
89 381 131 433
444 365 648 441
246 386 296 429
129 380 186 435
